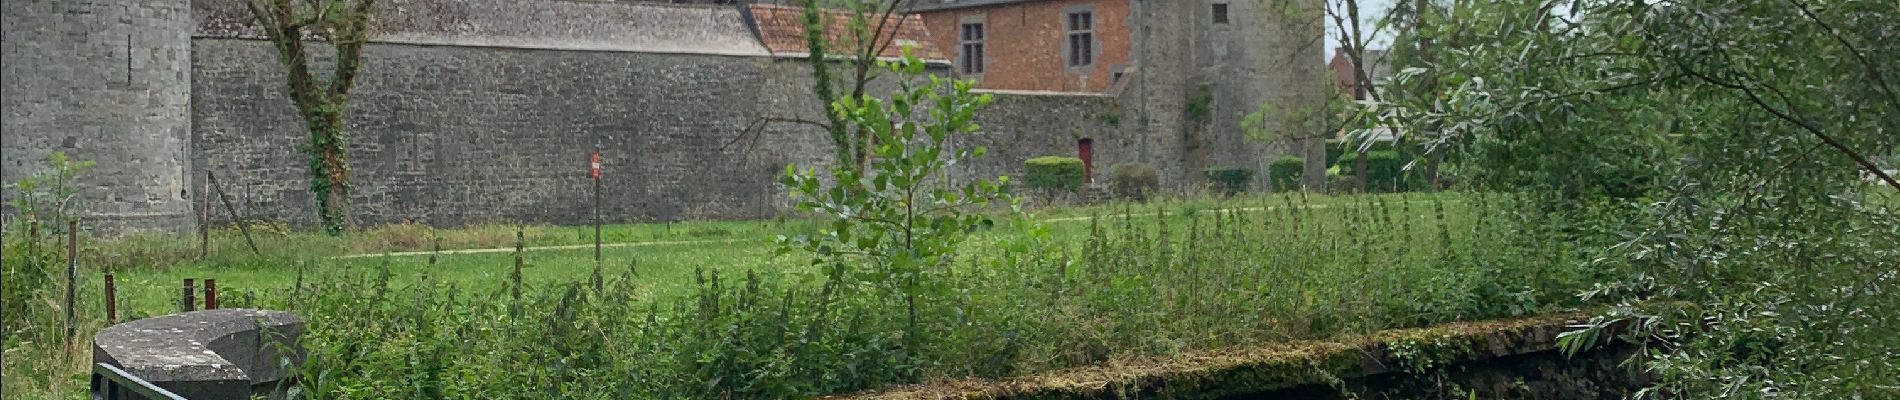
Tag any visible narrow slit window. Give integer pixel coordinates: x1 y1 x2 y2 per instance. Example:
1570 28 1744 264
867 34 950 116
1213 4 1230 24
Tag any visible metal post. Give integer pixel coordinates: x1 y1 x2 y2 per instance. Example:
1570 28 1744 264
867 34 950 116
105 273 117 323
201 172 211 258
592 144 604 295
64 221 78 345
203 279 218 310
182 279 196 312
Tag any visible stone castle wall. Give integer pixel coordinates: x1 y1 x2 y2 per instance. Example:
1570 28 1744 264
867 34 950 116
190 38 1117 227
2 0 196 232
4 0 1320 231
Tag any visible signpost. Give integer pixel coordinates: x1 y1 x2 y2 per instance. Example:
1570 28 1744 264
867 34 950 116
591 143 604 294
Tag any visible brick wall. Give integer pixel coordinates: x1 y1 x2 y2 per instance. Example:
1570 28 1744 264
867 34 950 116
917 0 1132 93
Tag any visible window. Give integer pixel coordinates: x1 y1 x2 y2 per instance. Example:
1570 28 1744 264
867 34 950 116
1212 3 1229 24
959 22 985 74
1066 11 1094 67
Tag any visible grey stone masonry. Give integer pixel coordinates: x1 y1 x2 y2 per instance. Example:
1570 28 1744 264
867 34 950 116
2 0 196 232
4 0 1327 232
92 308 305 400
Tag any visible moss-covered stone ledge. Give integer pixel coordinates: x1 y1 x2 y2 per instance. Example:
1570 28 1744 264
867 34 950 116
832 312 1645 400
91 309 305 400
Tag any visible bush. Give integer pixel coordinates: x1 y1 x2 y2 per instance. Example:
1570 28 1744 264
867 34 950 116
1268 156 1304 192
1203 166 1254 195
1324 140 1345 168
1334 140 1422 171
1337 151 1367 176
1327 173 1361 193
1025 156 1085 192
1108 163 1159 200
1364 150 1406 192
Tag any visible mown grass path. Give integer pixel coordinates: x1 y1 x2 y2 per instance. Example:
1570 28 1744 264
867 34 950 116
334 198 1454 259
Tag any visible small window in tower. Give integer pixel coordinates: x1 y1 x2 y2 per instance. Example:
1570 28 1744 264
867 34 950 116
1213 4 1230 24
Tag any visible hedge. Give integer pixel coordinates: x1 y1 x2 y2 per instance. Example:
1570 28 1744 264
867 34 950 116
1363 150 1406 192
1109 163 1160 200
1268 156 1304 192
1025 156 1086 192
1204 166 1254 195
1324 140 1345 168
1331 140 1420 171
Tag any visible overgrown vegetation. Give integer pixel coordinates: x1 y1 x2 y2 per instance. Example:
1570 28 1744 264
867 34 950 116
1268 156 1305 192
1107 163 1159 201
1204 166 1255 195
6 187 1600 399
1352 0 1900 397
101 192 1579 399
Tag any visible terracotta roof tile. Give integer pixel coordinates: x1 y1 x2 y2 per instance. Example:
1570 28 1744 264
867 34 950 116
747 4 947 61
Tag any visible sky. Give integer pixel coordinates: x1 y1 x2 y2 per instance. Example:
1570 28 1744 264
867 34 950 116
1323 0 1399 59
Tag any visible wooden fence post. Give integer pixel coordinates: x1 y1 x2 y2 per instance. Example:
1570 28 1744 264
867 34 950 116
203 279 217 310
182 279 196 313
105 273 117 323
207 172 259 255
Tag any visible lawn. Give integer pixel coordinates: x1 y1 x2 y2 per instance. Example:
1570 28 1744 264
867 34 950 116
85 192 1469 318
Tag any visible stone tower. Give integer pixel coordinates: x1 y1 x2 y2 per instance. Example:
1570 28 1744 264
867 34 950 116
1127 0 1326 189
2 0 196 232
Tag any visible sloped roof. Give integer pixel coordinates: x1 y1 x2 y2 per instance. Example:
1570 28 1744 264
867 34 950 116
908 0 1051 12
194 0 770 56
745 4 948 62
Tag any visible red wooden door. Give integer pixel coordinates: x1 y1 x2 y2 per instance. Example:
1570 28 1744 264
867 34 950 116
1078 138 1095 184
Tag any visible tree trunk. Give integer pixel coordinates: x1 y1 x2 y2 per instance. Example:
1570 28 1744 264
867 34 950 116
307 109 352 233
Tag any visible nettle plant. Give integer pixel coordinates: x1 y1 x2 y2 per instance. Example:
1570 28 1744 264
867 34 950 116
777 49 1012 329
5 151 95 233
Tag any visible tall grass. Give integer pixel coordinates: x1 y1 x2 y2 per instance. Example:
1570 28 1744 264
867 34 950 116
174 191 1603 399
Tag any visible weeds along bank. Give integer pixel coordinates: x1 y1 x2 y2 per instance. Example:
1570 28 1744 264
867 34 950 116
2 191 1611 398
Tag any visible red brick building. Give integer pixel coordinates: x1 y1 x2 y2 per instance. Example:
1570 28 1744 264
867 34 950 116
1327 47 1391 100
911 0 1133 93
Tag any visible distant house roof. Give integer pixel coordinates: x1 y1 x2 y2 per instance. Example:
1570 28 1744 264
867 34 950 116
1330 48 1395 83
1360 49 1396 82
908 0 1051 12
745 4 948 62
194 0 770 56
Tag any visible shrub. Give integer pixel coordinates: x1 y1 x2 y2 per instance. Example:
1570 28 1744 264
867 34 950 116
1334 140 1422 171
1327 173 1361 193
1108 163 1159 200
1338 151 1360 176
1203 166 1254 195
1025 156 1085 192
1268 156 1305 192
1364 150 1406 192
1324 140 1345 167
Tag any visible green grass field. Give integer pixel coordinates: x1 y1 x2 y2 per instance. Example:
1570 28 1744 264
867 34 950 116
81 192 1466 318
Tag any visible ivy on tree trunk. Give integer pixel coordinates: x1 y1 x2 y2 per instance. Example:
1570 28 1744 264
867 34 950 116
799 0 908 175
245 0 376 234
